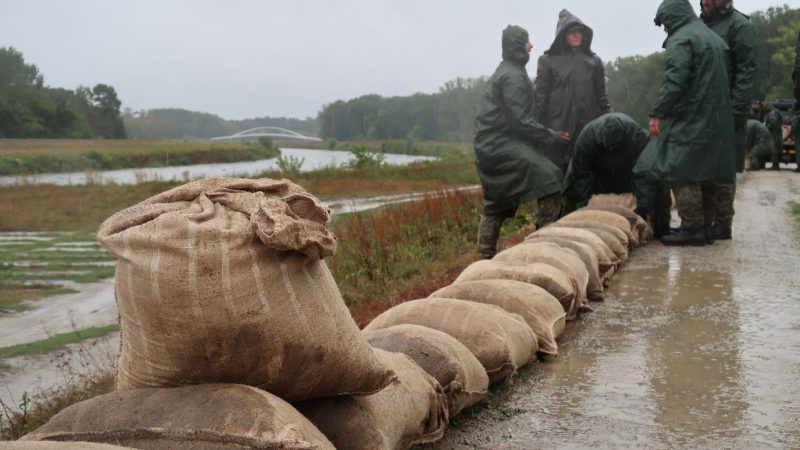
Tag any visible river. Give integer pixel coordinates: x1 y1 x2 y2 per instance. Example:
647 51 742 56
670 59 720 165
0 148 436 186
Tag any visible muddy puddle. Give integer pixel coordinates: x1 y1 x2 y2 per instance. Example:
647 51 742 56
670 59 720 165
431 171 800 448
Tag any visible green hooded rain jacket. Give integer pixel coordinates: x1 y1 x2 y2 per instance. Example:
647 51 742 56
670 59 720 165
474 25 563 215
564 113 650 207
745 119 775 162
650 0 735 186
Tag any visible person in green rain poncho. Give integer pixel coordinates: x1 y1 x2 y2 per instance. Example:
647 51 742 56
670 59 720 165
649 0 736 246
473 25 570 260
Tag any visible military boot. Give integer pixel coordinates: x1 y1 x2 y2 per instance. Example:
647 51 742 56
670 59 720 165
710 224 732 240
476 215 504 260
660 228 708 246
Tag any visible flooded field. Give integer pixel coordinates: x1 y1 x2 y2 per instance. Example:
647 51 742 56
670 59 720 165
430 171 800 448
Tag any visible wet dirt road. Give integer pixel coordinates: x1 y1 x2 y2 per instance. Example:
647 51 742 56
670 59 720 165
430 171 800 449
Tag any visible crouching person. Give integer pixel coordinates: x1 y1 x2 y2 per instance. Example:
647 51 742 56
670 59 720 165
474 25 570 260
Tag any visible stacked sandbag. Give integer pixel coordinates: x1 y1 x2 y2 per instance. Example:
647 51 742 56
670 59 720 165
297 349 449 450
429 280 566 355
364 324 489 416
364 298 537 384
527 226 620 270
562 209 639 247
96 177 395 401
524 236 608 297
453 260 578 317
587 192 637 209
20 384 335 449
580 204 653 243
493 241 591 317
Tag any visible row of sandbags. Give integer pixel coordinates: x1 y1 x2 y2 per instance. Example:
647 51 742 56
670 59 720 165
15 180 649 450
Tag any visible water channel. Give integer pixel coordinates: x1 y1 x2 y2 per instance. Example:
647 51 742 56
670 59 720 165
0 148 436 186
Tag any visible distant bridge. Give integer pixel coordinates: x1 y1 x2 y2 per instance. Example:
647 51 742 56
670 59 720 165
210 127 322 142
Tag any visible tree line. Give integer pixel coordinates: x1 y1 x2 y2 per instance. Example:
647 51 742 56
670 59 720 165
0 47 126 139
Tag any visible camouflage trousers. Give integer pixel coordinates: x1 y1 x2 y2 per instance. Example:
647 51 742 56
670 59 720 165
673 183 735 230
476 193 563 260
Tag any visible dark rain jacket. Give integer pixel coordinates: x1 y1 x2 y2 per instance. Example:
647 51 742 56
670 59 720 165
701 3 756 172
765 108 783 154
533 9 612 170
746 119 775 161
564 113 650 207
650 0 735 185
474 25 563 216
794 30 800 102
632 139 670 213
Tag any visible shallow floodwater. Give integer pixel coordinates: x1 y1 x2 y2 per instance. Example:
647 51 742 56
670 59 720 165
0 147 436 186
431 171 800 448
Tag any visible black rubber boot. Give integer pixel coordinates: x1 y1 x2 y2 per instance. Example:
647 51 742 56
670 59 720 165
660 228 708 246
710 224 732 240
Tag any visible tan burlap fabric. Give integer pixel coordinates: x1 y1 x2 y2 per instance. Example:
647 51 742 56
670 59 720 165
555 220 632 250
528 226 619 267
97 177 394 401
364 324 489 417
21 384 335 449
430 279 565 354
493 242 590 319
587 193 637 209
550 225 628 262
562 210 638 246
580 204 653 243
296 349 449 450
364 298 536 384
453 260 577 317
2 443 134 449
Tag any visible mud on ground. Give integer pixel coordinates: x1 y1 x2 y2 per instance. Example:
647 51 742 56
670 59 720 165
427 171 800 449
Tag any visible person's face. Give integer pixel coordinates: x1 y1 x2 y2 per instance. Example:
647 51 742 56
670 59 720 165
566 29 583 48
524 39 533 54
752 102 761 110
701 0 715 14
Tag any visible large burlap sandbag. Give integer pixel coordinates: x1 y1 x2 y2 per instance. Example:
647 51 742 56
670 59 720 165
580 204 653 244
554 219 632 250
522 236 606 300
430 279 565 354
453 260 577 316
562 210 638 246
364 298 536 383
297 349 448 450
97 177 394 401
559 226 629 262
587 193 637 209
528 226 620 266
364 324 488 417
1 443 134 449
21 384 335 449
493 241 590 316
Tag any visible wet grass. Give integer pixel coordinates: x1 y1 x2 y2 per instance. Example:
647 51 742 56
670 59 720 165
0 231 114 311
0 325 119 361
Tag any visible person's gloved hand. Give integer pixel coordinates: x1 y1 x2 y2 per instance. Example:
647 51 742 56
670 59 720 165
734 114 747 131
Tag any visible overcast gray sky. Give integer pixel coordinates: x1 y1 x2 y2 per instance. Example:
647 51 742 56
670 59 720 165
1 1 797 120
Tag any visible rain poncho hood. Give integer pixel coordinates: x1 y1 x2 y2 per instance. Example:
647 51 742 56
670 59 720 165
699 0 734 18
655 0 696 39
473 25 563 215
547 9 594 55
502 25 530 66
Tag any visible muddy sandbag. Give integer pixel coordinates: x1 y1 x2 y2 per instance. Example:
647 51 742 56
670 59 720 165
587 193 637 209
2 443 135 449
453 260 577 315
96 177 394 401
580 204 653 243
555 219 631 250
430 279 566 353
364 324 488 416
297 349 448 450
561 209 638 246
363 298 536 384
524 236 608 299
529 226 620 266
21 384 335 449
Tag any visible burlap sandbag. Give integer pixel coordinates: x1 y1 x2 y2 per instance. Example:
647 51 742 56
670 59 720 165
561 210 638 246
363 298 536 384
558 226 628 262
528 226 620 266
587 193 637 209
580 204 653 244
296 349 448 450
494 241 589 311
523 236 607 299
453 260 577 316
21 384 335 449
97 177 394 401
555 219 631 250
364 324 488 417
430 279 566 354
1 443 134 449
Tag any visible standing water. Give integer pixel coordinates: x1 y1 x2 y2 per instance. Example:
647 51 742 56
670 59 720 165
0 148 436 186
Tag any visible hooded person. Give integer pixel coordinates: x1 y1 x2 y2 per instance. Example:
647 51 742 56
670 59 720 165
533 9 613 173
745 118 776 170
649 0 735 246
473 25 570 260
700 0 756 239
564 112 651 209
